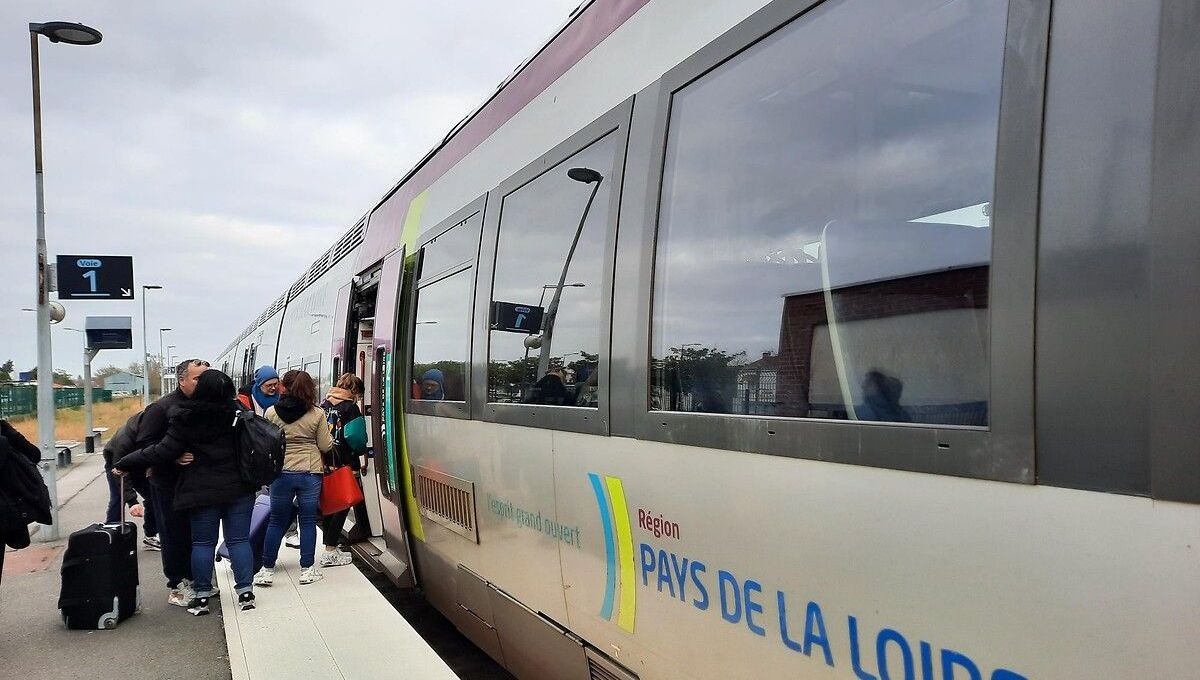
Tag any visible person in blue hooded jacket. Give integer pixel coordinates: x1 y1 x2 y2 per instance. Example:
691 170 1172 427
249 366 282 415
419 369 445 400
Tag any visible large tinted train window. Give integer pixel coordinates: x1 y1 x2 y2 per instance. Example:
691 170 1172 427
487 133 618 406
650 0 1006 427
411 216 482 403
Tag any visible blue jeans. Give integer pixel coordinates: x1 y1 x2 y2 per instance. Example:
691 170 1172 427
189 495 255 597
263 472 322 569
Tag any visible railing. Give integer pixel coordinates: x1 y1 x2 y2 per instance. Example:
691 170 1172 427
0 385 113 418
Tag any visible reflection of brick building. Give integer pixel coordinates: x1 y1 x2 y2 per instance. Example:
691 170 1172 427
774 266 988 420
735 353 779 415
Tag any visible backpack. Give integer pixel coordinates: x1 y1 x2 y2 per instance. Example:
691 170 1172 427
234 410 285 487
102 411 144 466
0 438 52 532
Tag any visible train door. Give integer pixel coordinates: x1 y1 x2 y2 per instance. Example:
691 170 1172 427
335 263 414 586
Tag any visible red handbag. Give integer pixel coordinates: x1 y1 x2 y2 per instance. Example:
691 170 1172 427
320 465 364 516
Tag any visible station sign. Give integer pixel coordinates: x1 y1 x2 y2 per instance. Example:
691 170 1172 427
490 301 543 334
85 316 134 350
55 255 135 300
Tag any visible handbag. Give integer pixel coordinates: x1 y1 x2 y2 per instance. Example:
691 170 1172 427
320 454 364 516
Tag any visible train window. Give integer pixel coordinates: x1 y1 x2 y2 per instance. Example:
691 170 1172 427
649 0 1006 427
486 133 618 407
410 215 482 405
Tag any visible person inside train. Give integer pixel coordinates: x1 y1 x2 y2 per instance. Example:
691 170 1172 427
319 373 370 567
114 369 260 615
525 366 570 405
856 370 910 423
248 366 282 415
255 370 335 587
419 368 445 400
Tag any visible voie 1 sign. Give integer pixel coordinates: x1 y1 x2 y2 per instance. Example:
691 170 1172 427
490 301 544 334
55 255 134 300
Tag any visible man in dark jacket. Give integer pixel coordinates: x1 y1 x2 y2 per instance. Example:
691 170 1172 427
139 358 209 606
0 419 52 586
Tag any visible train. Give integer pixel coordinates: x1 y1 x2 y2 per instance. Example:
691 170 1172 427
214 0 1200 677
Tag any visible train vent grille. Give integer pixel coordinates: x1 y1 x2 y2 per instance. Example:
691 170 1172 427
585 649 639 680
414 466 479 543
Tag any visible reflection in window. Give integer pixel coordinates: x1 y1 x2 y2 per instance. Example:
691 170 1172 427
488 134 617 406
650 0 1005 426
411 217 481 403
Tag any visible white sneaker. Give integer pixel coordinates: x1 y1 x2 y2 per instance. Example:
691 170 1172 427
298 566 323 585
252 567 274 586
319 550 352 568
284 529 300 549
167 580 194 607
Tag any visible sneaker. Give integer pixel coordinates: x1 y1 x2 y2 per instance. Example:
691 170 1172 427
186 597 210 616
319 550 353 568
167 580 194 607
238 592 256 611
142 536 162 551
252 567 274 586
284 533 300 550
298 566 323 585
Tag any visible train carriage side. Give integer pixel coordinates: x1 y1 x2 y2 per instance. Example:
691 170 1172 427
377 1 1200 679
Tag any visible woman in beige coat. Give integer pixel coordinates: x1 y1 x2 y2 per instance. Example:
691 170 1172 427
253 371 333 585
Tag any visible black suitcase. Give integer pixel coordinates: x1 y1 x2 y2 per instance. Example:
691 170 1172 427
58 479 141 630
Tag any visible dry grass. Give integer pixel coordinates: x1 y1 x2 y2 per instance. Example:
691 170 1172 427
7 397 143 443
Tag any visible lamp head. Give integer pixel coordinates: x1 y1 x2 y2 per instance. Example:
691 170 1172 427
30 22 103 46
567 167 603 184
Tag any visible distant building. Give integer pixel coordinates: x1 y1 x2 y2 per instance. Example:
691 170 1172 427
103 371 142 395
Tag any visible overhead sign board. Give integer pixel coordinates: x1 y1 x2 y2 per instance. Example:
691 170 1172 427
55 255 134 300
490 301 543 334
85 316 134 350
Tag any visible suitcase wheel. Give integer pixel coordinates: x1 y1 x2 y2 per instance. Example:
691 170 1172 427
100 614 117 630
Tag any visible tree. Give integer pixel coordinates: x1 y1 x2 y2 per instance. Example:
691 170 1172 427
52 369 75 386
0 359 13 382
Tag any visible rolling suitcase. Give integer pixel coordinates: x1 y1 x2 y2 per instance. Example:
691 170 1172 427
58 478 140 630
216 493 292 573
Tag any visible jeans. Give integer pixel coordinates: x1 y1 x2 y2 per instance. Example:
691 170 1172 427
189 494 255 597
263 472 322 569
105 467 157 537
150 480 192 588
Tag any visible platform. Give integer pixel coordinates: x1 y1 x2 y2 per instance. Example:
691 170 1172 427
216 528 460 680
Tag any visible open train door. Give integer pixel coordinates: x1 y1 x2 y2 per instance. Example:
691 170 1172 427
333 260 415 586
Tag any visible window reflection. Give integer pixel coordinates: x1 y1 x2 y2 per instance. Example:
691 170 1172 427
488 134 617 406
412 269 473 402
650 0 1005 426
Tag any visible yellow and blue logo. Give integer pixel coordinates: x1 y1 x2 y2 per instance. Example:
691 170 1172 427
588 473 636 633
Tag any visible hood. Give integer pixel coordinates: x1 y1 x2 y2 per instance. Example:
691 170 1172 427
324 387 355 405
173 399 240 437
273 395 310 424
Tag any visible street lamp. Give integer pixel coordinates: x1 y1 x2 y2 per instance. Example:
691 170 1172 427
141 285 162 405
159 328 172 397
28 20 103 542
536 167 603 379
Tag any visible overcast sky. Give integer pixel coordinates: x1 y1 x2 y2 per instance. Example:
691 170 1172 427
0 0 581 380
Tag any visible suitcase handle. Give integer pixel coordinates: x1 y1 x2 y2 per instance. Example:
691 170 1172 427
119 475 126 529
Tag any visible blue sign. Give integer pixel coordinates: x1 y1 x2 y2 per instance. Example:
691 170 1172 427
56 255 134 300
490 301 544 334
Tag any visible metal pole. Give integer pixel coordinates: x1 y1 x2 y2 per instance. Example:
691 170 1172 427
141 292 150 406
158 329 166 398
30 30 59 541
84 347 98 452
537 180 602 379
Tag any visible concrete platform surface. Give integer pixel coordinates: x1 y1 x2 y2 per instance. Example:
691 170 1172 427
216 529 460 680
0 452 230 680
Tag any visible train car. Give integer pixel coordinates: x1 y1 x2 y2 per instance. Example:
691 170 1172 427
212 0 1200 678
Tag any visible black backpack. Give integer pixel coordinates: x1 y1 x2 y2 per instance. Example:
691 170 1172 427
102 411 144 466
0 437 52 537
234 410 285 487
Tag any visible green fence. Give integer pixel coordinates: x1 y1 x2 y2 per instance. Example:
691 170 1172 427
0 385 113 418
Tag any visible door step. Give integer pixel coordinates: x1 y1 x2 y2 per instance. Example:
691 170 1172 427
350 537 413 588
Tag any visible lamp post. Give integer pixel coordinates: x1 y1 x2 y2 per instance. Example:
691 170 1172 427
165 345 177 393
141 285 162 405
536 167 603 379
158 328 172 397
29 20 103 542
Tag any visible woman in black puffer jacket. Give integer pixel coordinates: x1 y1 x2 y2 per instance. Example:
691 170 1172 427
115 370 258 615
